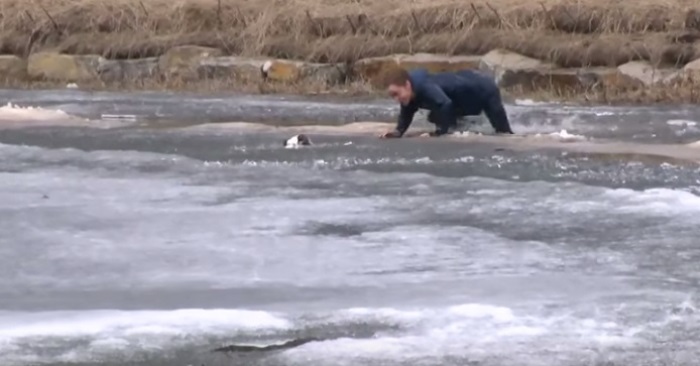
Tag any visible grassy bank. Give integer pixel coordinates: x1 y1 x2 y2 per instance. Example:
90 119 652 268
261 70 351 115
4 0 699 65
2 0 700 104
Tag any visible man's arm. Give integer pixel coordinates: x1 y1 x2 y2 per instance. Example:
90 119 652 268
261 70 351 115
422 83 456 136
394 102 418 137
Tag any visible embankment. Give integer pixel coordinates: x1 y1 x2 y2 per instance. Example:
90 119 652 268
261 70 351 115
2 0 700 104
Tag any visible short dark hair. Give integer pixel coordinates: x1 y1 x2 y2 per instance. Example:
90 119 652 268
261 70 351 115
381 67 410 88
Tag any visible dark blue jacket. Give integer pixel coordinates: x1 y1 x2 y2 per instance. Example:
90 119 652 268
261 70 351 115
394 68 498 136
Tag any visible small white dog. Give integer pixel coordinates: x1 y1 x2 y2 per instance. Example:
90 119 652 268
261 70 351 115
284 134 312 149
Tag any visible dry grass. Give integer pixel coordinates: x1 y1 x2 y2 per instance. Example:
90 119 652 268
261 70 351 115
1 0 700 68
3 0 700 104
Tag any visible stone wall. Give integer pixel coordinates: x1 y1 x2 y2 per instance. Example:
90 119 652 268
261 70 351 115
2 45 700 93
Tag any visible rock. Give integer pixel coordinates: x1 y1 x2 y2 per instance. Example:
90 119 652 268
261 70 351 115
0 55 27 81
617 61 678 86
490 67 643 92
647 58 700 85
670 58 700 83
97 57 159 82
262 60 347 84
397 53 481 73
261 60 303 81
305 62 347 85
479 49 555 88
578 67 644 89
197 56 267 81
159 45 224 80
352 55 400 86
352 53 482 86
28 52 104 82
683 58 700 71
490 68 587 92
532 67 644 91
198 57 347 85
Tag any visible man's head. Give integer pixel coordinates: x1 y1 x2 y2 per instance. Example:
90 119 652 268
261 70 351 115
382 67 413 106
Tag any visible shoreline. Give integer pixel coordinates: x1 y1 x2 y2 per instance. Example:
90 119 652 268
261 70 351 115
1 0 700 104
3 49 700 107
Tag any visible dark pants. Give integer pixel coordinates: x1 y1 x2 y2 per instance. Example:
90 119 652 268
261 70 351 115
427 90 513 134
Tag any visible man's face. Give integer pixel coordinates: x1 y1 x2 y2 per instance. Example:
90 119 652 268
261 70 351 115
387 81 413 106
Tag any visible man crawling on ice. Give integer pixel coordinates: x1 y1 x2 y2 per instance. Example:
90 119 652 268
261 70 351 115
379 67 515 139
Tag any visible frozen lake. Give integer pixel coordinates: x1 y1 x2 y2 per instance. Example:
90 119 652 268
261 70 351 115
0 90 699 366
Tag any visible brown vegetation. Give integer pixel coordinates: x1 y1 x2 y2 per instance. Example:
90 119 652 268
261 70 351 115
2 0 700 104
1 0 699 67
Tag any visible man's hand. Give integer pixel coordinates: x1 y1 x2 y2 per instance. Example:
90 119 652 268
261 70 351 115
379 130 402 139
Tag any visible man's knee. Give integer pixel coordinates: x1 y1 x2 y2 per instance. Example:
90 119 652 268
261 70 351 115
427 110 438 124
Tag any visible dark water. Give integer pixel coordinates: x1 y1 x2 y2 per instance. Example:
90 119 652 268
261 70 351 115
1 90 700 366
